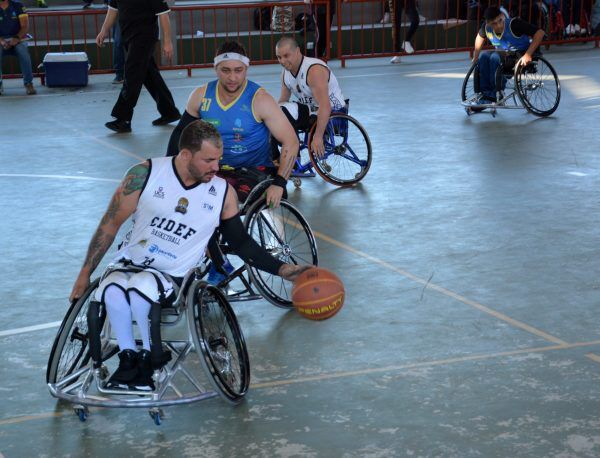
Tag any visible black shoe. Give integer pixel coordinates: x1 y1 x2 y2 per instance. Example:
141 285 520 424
105 119 131 133
82 1 92 8
152 113 181 126
106 349 138 389
129 350 155 391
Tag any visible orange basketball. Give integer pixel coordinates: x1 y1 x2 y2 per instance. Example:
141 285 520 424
292 267 345 320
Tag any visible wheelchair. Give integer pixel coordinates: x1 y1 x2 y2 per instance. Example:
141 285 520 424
289 105 372 188
46 178 318 425
461 51 561 117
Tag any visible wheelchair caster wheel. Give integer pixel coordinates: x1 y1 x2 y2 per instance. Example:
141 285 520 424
74 406 88 422
491 109 497 117
465 107 473 116
292 177 301 188
149 408 164 426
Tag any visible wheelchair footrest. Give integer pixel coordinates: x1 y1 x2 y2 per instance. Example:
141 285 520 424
291 169 316 178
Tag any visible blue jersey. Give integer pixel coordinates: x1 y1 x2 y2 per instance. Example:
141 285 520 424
485 18 531 51
199 80 272 168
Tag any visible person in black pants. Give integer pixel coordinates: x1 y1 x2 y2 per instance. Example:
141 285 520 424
314 0 336 58
96 0 180 133
389 0 420 63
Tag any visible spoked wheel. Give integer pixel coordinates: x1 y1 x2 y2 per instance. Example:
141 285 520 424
308 113 372 186
514 56 560 117
243 198 318 308
46 279 117 385
461 61 486 113
189 282 249 403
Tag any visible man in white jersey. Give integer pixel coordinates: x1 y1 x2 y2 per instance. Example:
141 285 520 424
275 36 345 157
70 120 309 390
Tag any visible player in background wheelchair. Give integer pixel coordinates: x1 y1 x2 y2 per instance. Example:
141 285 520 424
275 36 372 187
471 6 545 105
70 120 310 391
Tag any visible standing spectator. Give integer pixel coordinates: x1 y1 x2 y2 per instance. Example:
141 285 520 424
96 0 181 133
0 0 36 95
36 0 47 7
112 20 124 84
389 0 420 63
308 0 336 58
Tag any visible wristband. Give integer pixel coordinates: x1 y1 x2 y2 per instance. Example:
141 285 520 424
272 174 288 189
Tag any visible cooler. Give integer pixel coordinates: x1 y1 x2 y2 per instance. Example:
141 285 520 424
42 52 90 87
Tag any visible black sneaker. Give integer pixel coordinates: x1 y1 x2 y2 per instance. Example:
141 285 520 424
105 119 132 133
129 350 155 391
152 113 181 126
106 349 138 389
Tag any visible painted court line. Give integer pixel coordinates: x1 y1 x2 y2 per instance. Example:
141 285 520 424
3 339 600 426
0 321 63 338
0 174 119 182
312 229 569 346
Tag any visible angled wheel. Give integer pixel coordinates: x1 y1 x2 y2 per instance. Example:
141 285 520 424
514 56 560 117
308 113 372 186
188 282 250 404
46 279 117 385
461 61 486 113
243 198 318 308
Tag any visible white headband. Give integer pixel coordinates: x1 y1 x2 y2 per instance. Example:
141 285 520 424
213 52 250 67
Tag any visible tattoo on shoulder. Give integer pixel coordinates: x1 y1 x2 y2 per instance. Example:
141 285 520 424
122 163 149 195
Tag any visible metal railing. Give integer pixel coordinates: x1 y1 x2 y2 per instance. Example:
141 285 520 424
1 0 597 81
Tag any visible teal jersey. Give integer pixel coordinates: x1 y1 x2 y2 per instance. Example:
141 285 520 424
199 80 272 168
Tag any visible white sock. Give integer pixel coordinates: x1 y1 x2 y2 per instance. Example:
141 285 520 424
104 285 136 351
129 290 152 351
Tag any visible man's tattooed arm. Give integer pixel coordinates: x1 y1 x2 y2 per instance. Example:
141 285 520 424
80 162 149 274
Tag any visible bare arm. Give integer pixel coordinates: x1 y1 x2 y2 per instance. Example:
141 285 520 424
472 34 486 61
185 85 206 117
96 8 118 47
158 11 173 62
307 65 332 156
254 89 299 207
519 29 545 66
278 74 292 104
69 162 149 301
17 14 29 39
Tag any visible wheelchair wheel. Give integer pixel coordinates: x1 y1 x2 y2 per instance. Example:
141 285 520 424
307 113 372 186
461 62 486 113
46 279 117 384
514 56 560 117
188 282 250 404
243 198 318 308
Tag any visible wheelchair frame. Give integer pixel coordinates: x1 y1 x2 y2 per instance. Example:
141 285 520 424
47 181 318 424
290 111 373 188
461 52 561 117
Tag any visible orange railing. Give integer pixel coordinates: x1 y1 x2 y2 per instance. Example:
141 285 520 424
1 0 597 81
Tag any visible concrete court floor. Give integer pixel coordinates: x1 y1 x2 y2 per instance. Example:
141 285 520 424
1 45 600 457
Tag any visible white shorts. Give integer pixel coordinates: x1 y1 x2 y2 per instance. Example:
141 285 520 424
94 265 175 304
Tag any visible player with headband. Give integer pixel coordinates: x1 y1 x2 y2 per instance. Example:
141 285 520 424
166 40 298 209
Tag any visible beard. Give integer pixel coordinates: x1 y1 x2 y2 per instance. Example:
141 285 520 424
187 163 215 183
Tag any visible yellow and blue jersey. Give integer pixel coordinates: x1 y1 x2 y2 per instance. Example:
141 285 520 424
485 18 532 51
199 79 272 169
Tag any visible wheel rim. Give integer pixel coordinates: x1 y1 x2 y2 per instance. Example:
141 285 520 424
309 114 372 186
516 57 560 116
194 285 249 400
245 200 318 308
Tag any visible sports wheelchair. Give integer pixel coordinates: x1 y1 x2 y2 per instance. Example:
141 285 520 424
289 105 372 188
46 178 318 425
461 51 561 117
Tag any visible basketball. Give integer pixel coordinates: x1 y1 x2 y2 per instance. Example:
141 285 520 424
292 267 345 320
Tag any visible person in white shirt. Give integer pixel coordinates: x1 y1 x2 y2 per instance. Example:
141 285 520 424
275 36 345 157
70 120 309 390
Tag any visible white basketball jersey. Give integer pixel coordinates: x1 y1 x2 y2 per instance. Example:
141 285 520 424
282 56 345 112
114 157 227 277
